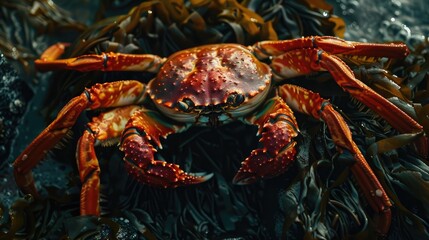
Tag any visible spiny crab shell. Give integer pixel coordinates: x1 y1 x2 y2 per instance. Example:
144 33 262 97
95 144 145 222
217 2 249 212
147 44 272 123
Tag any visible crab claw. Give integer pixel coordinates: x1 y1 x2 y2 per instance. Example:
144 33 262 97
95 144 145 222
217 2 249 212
121 128 213 188
125 160 213 188
233 97 300 185
233 142 297 185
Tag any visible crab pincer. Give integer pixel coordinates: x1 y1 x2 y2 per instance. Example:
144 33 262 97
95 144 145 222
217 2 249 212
233 97 299 184
120 110 213 188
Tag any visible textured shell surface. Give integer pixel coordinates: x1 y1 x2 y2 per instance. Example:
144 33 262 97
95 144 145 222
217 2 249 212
148 44 272 109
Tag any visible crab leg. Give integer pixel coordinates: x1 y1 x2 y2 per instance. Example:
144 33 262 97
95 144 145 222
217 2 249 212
252 36 409 59
35 43 166 72
233 96 299 184
269 48 427 157
13 80 146 198
278 84 392 236
120 109 213 188
77 105 140 216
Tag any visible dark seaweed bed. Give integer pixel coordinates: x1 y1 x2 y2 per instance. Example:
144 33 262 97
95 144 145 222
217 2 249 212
1 0 429 239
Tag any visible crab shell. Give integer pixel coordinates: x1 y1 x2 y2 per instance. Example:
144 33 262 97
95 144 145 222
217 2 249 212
147 44 272 124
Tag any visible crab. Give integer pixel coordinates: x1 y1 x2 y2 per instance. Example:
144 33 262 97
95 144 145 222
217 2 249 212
13 36 427 236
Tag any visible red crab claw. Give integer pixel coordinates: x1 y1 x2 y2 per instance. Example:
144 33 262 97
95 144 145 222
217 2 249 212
233 143 297 185
120 111 213 188
233 97 299 185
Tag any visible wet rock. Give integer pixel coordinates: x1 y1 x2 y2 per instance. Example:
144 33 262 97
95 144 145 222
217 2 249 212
0 52 32 162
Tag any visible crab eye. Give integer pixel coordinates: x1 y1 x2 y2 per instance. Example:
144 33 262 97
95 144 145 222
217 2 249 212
227 93 245 107
177 98 195 112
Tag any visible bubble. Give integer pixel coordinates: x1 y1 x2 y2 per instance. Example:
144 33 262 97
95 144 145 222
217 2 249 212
408 34 426 47
0 145 5 155
390 0 402 8
9 99 24 114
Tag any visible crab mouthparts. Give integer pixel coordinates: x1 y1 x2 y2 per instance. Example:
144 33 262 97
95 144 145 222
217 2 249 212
195 111 222 127
193 104 231 126
207 112 222 126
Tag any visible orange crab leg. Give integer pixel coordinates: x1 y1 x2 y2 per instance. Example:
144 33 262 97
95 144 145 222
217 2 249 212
270 48 427 157
77 105 140 215
38 42 71 61
278 84 392 236
120 109 213 188
233 96 299 184
35 42 166 72
13 80 146 198
76 130 101 215
252 36 409 59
